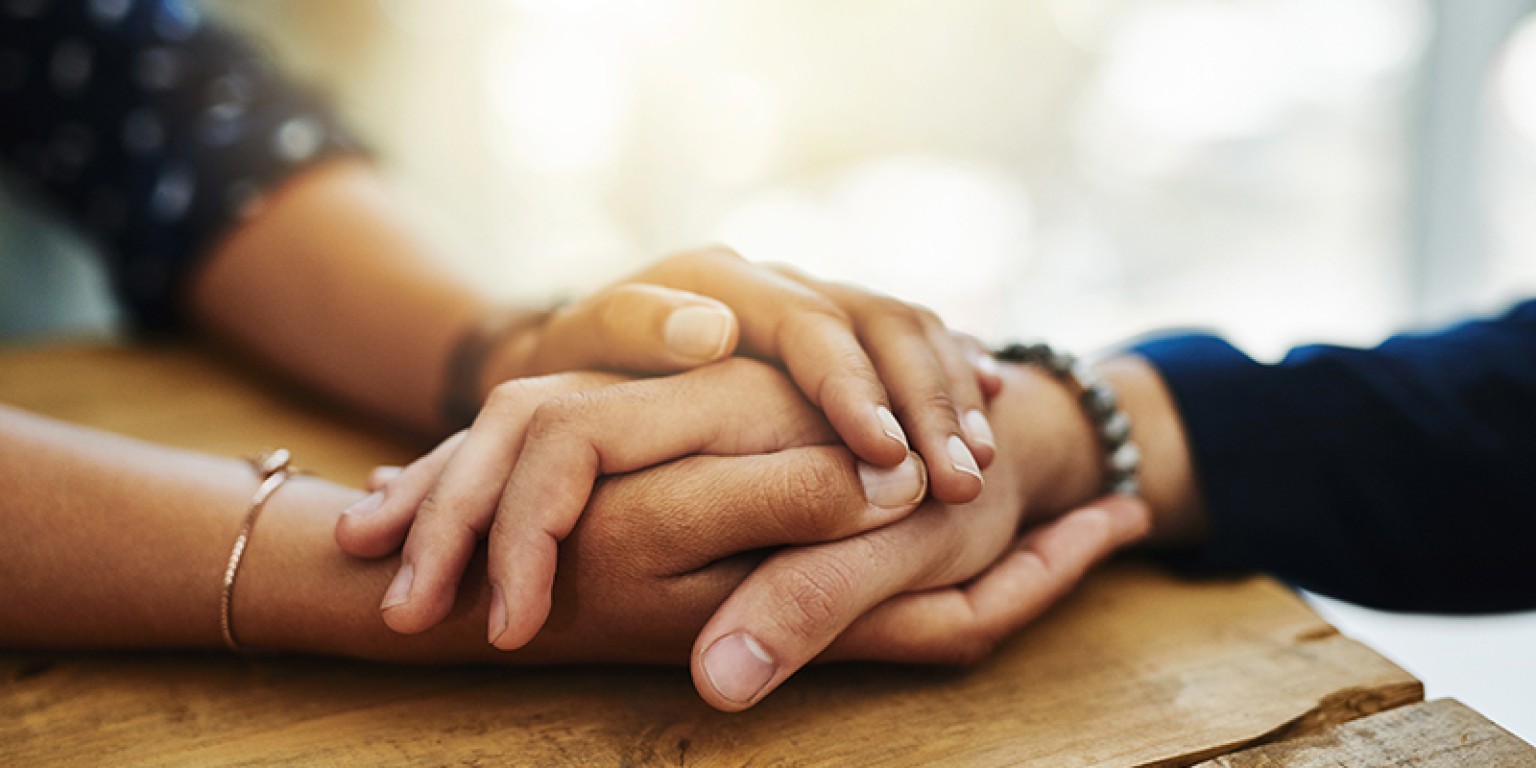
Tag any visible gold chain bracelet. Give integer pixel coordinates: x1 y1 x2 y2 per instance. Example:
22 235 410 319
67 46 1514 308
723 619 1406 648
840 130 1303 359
219 448 297 652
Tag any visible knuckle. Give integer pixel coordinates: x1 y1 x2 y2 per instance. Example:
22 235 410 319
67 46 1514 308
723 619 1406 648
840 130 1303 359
573 477 643 562
773 304 855 360
412 487 444 527
763 261 806 281
777 454 849 534
525 392 591 441
944 367 983 405
716 359 818 422
823 351 875 385
594 285 632 326
773 558 859 643
911 303 944 328
1014 550 1054 587
786 284 847 319
592 295 638 363
486 378 536 411
862 295 922 328
790 293 850 325
485 515 514 557
883 295 923 320
915 387 958 420
412 488 483 544
763 397 832 448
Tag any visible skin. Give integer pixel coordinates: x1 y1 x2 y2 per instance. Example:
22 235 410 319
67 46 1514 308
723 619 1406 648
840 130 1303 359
336 361 928 647
3 154 1208 710
184 160 1004 650
0 359 1196 670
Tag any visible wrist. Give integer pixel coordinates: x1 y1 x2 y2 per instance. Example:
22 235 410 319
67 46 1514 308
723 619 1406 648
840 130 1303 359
475 316 544 400
234 478 496 662
988 354 1205 549
991 363 1103 518
1095 356 1206 548
438 309 551 431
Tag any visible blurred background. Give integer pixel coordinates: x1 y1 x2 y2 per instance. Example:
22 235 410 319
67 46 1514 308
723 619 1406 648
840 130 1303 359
2 0 1532 739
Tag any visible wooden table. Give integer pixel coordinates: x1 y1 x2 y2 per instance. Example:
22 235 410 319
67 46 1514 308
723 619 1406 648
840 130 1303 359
1 344 1530 767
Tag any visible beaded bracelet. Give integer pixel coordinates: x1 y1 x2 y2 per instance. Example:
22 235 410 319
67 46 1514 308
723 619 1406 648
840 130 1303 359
994 342 1141 496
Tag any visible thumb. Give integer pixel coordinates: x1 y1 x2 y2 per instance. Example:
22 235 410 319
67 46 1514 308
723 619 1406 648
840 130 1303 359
526 283 741 375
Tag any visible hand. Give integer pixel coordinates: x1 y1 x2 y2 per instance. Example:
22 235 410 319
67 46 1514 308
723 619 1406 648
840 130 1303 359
340 246 1004 648
237 443 935 665
684 361 1153 710
508 445 941 663
344 359 1155 713
491 247 1003 503
688 493 1148 710
335 359 932 647
331 446 1142 671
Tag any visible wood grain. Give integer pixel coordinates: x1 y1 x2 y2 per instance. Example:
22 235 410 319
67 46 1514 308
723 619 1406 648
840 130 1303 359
0 341 420 485
0 343 1427 767
1194 699 1535 767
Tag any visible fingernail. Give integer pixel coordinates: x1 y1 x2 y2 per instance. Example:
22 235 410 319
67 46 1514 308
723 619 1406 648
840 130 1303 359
702 632 777 704
973 354 1001 377
369 466 402 490
963 409 995 450
947 434 982 479
380 562 414 610
665 305 734 361
488 583 508 644
875 406 908 449
858 453 925 508
343 491 384 519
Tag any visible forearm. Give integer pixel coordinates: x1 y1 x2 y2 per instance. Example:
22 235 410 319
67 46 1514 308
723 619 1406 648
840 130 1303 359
0 405 254 648
186 160 534 437
0 405 502 660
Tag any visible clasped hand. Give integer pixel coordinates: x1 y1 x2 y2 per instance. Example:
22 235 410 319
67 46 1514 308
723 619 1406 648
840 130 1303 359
334 248 1149 711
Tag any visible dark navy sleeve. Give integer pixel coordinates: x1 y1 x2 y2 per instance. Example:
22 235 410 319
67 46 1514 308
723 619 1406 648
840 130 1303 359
1132 301 1536 613
0 0 361 331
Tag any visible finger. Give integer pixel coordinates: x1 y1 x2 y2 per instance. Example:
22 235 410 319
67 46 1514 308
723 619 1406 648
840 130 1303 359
921 314 994 470
858 312 983 504
953 332 1004 400
589 447 928 577
688 499 961 711
484 359 839 650
826 495 1152 665
367 466 402 493
379 372 626 635
526 284 740 375
766 266 986 494
644 249 911 468
334 434 465 559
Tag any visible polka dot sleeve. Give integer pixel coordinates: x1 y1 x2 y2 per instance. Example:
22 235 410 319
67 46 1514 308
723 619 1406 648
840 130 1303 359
0 0 363 331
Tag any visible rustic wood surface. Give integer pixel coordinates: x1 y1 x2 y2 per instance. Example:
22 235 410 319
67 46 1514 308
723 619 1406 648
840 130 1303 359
0 343 1429 767
1194 699 1535 767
